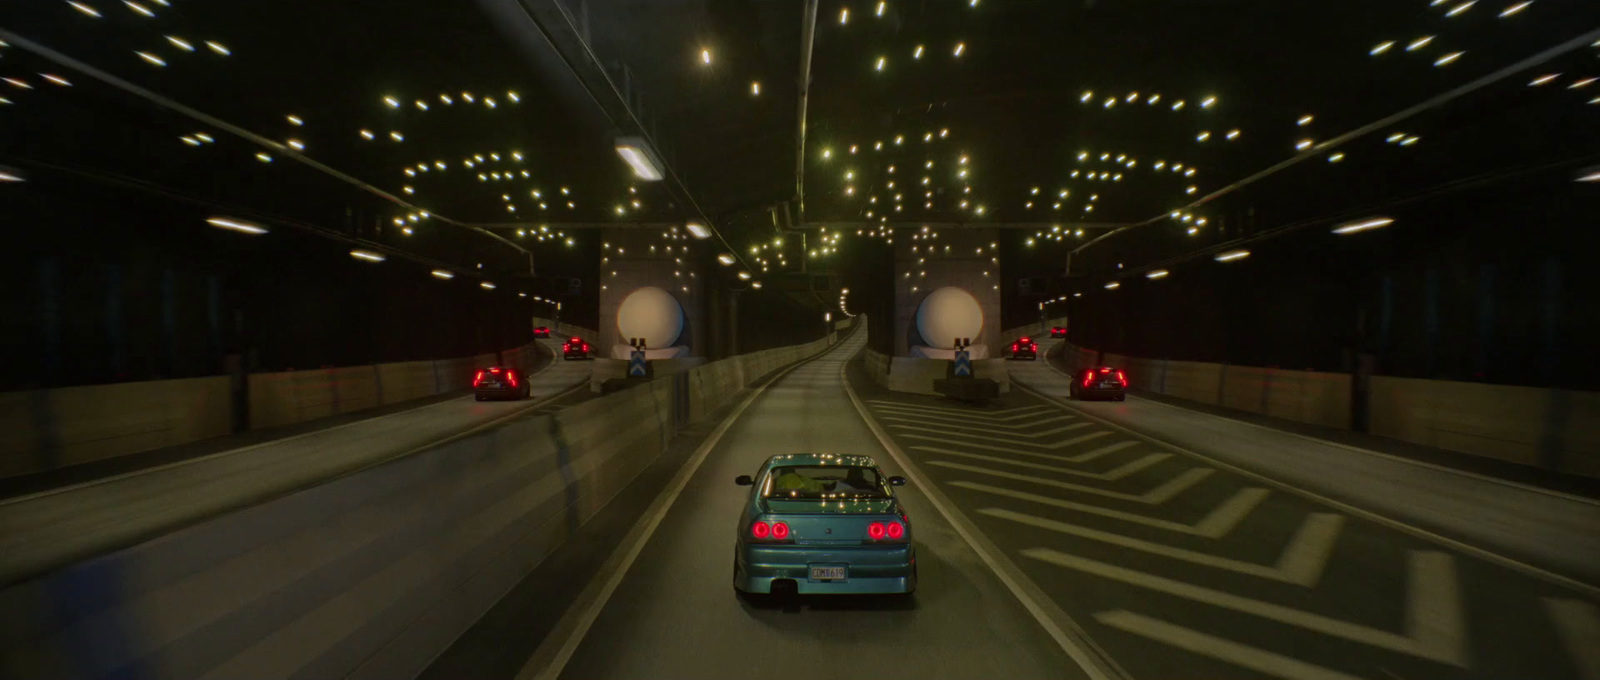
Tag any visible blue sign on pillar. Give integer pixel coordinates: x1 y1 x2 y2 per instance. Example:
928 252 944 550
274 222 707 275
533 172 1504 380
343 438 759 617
953 349 972 377
629 348 648 377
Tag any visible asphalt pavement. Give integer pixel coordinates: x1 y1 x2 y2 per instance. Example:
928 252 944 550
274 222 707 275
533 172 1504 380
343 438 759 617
550 331 1081 680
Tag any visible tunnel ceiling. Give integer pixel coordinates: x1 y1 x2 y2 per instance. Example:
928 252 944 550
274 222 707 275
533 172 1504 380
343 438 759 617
2 0 1597 280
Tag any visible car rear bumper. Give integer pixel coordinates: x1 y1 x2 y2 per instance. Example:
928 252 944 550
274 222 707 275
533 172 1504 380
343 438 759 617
735 542 915 594
474 386 525 398
562 352 588 360
1010 353 1037 360
1075 386 1125 398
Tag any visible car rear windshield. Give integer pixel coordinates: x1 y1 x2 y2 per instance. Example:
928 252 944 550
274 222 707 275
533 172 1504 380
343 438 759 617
763 465 888 499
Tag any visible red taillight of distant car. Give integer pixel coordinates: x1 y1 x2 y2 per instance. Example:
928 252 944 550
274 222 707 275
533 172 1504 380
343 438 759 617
473 370 485 387
1116 370 1127 386
507 370 518 387
1083 373 1093 387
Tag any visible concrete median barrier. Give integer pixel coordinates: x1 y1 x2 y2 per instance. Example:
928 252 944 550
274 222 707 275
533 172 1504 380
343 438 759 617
0 325 854 680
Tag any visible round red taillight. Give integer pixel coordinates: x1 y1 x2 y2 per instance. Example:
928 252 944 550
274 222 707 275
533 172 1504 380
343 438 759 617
771 522 790 540
867 522 886 540
886 521 905 539
751 521 770 539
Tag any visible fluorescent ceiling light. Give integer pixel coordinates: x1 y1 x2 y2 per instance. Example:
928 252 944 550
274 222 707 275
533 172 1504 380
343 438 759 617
615 137 664 181
206 216 268 234
1104 282 1120 289
431 269 455 279
1146 269 1170 279
1331 217 1395 234
717 253 736 265
350 249 386 262
1214 249 1251 262
0 165 25 182
686 221 712 239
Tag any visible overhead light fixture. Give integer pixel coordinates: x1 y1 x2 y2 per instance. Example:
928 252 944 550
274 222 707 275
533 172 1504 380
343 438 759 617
686 221 712 239
1332 217 1395 234
1104 281 1120 290
350 249 386 262
0 165 25 182
1214 249 1250 262
718 253 737 265
615 136 665 181
751 281 763 289
1146 269 1170 280
737 271 752 280
1574 167 1599 182
480 281 496 290
203 217 266 234
431 270 455 280
1499 1 1532 17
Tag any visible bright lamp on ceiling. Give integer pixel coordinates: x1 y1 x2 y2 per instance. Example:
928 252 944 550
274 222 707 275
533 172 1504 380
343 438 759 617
686 221 712 239
615 136 664 181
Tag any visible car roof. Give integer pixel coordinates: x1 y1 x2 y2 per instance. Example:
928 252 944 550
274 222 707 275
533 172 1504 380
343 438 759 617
763 453 878 468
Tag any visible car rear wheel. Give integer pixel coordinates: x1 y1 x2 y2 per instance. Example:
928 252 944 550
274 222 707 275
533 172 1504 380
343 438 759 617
475 394 485 401
1115 394 1126 401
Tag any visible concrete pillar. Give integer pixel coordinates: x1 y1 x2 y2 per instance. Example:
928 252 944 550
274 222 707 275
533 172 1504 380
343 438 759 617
597 227 706 358
893 227 1002 357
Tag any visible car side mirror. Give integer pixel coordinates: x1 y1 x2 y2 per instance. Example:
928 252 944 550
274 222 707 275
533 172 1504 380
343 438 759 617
734 475 754 486
888 476 907 486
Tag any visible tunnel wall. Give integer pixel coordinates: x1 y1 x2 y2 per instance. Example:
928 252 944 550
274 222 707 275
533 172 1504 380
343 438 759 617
1057 341 1599 476
0 343 542 480
596 229 704 357
0 325 855 680
893 229 1002 356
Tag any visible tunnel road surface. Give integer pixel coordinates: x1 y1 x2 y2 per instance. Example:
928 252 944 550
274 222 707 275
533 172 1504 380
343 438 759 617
0 337 592 587
541 331 1086 680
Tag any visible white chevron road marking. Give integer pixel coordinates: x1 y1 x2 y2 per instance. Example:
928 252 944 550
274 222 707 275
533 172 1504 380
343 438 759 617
982 508 1344 587
897 421 1093 440
1024 549 1467 667
1544 599 1600 680
904 430 1113 452
867 401 1052 420
920 449 1170 481
953 481 1269 539
880 414 1078 435
1095 611 1364 680
929 462 1212 504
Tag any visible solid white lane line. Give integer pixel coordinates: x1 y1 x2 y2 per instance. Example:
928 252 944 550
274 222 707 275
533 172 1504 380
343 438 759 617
516 339 852 680
847 365 1131 679
953 481 1269 538
981 508 1342 587
930 462 1213 504
1095 611 1364 680
920 449 1169 481
1544 599 1600 680
878 414 1078 433
899 421 1093 441
902 428 1113 451
1023 548 1468 667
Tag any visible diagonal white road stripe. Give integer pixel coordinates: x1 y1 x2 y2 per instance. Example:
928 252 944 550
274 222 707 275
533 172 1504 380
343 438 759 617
953 481 1269 539
921 449 1170 481
1544 599 1600 680
910 440 1129 465
981 508 1343 586
1095 611 1364 680
878 413 1078 433
903 430 1113 452
930 462 1213 504
1022 549 1467 667
867 401 1052 419
897 421 1093 440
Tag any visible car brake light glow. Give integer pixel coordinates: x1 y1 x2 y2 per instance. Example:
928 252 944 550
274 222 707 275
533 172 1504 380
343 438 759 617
473 370 485 387
886 521 905 539
751 521 771 539
582 343 589 351
1116 370 1127 386
489 367 501 373
868 522 886 539
771 521 790 539
507 371 518 387
1100 367 1111 373
1083 374 1093 387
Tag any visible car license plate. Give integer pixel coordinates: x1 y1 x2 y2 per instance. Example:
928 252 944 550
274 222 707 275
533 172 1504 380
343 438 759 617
810 566 846 581
482 382 501 388
1101 382 1120 388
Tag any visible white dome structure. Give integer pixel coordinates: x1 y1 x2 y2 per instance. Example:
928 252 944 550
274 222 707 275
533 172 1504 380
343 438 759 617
616 286 685 349
915 286 984 350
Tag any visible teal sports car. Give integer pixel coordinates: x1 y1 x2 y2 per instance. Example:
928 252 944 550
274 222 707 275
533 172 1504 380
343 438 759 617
732 453 917 596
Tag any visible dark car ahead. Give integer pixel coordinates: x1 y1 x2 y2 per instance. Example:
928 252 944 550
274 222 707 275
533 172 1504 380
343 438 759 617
533 326 551 338
1009 336 1037 360
1070 366 1128 401
1049 326 1067 338
473 366 530 401
563 336 591 360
